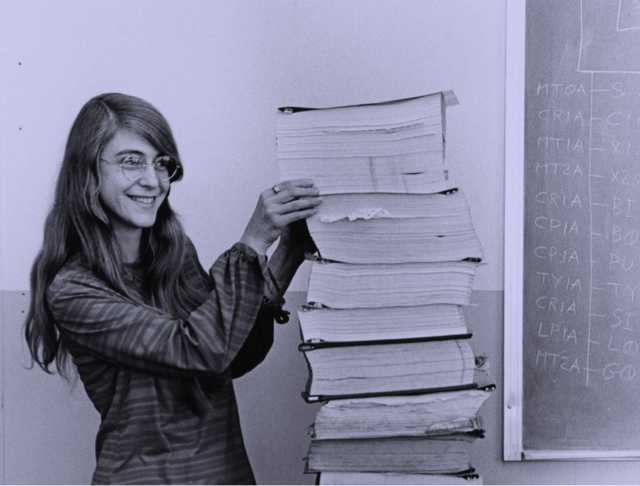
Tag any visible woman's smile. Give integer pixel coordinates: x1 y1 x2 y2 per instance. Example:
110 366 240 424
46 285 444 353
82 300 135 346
128 195 156 205
126 194 160 208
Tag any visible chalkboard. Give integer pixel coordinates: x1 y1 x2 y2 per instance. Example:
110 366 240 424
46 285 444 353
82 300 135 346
518 0 640 457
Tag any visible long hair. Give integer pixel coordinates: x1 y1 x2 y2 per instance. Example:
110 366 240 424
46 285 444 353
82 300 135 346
24 93 211 411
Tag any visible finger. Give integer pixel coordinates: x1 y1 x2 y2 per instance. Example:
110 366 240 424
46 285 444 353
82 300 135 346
268 179 318 199
278 206 320 226
289 184 320 198
268 186 320 204
276 196 323 215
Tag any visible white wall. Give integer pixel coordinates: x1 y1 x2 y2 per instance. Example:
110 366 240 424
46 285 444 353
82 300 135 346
0 0 300 291
0 1 507 484
0 0 505 293
284 0 506 292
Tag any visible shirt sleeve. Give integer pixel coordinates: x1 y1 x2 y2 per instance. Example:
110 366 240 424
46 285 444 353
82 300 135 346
181 240 276 378
48 243 271 377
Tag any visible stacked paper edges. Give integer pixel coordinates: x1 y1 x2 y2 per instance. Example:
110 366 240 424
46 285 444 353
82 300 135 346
276 91 493 485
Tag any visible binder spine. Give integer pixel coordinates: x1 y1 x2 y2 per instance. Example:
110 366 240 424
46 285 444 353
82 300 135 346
301 383 480 403
299 333 473 352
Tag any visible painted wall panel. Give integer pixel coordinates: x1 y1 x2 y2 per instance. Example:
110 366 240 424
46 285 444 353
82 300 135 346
1 291 98 484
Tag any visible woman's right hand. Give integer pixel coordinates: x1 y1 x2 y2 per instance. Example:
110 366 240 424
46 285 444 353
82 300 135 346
239 179 322 255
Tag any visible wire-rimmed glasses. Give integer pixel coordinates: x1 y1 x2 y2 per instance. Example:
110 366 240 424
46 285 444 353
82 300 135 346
101 155 181 182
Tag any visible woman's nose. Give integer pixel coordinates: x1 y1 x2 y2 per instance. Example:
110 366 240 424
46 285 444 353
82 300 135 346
137 164 160 188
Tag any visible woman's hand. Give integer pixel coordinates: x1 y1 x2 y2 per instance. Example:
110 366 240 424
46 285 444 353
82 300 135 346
239 179 322 255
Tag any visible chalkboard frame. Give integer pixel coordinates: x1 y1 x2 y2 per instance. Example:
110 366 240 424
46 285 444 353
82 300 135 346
503 0 525 462
504 0 640 461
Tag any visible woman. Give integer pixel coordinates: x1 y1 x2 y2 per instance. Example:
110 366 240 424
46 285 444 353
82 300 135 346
24 93 322 484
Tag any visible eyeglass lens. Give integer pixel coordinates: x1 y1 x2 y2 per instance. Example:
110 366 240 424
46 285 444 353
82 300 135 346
121 155 178 181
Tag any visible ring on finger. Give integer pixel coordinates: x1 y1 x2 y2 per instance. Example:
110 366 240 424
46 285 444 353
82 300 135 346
272 185 281 194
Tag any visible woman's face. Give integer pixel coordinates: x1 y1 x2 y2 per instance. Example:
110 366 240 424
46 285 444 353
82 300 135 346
98 129 170 239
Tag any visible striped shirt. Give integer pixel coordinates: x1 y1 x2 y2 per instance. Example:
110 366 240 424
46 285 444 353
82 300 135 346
48 241 276 484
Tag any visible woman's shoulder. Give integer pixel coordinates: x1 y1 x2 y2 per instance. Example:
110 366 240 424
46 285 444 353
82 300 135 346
48 256 113 300
53 255 92 282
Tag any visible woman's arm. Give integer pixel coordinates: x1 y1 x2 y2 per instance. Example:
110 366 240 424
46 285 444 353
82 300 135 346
50 180 321 378
230 220 317 378
49 243 269 377
230 182 321 377
267 219 316 301
229 309 274 378
228 224 313 378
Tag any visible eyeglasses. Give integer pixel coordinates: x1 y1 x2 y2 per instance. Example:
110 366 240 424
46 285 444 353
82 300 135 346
101 155 181 182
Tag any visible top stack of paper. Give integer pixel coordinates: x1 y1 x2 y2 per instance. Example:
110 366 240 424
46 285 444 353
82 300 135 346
277 92 459 194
